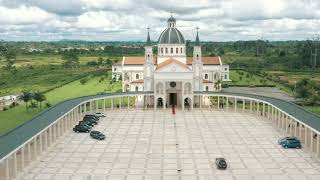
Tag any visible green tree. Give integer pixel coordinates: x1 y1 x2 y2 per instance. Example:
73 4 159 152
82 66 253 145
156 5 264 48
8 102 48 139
4 48 16 70
62 52 79 68
33 92 46 108
18 91 33 111
98 57 104 67
106 58 113 68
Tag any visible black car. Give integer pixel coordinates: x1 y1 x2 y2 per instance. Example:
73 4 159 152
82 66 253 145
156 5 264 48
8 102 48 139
90 131 105 140
84 114 100 121
83 117 98 125
79 120 95 127
73 125 91 133
215 158 227 170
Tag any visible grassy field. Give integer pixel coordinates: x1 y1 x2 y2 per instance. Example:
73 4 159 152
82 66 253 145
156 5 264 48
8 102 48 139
0 65 98 96
8 55 121 67
0 75 122 134
267 71 320 85
226 70 276 86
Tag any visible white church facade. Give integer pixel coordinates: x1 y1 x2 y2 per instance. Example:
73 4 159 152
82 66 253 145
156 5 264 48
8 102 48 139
112 16 230 109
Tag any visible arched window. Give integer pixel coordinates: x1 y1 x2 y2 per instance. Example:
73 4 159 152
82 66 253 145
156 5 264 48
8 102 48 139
205 74 208 79
197 54 199 60
206 86 209 91
135 86 138 92
136 74 139 79
171 48 173 54
176 48 178 54
225 74 227 79
181 48 183 53
165 48 168 54
147 54 150 58
161 48 163 54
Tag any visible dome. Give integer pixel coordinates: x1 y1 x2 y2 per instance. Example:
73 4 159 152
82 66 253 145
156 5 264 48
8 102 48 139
167 16 176 22
158 27 185 44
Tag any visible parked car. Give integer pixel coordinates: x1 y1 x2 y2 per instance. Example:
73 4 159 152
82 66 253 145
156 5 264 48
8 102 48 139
84 114 100 121
282 139 302 149
215 158 227 170
95 112 106 117
73 125 91 133
90 131 106 140
78 121 94 128
82 117 98 125
278 137 298 145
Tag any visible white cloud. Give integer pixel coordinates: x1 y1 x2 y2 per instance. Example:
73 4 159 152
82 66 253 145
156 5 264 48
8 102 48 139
0 5 53 25
0 0 320 41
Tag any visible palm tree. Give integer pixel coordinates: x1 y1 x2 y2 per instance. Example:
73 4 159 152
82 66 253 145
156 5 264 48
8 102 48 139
215 79 222 91
33 92 46 108
18 91 32 111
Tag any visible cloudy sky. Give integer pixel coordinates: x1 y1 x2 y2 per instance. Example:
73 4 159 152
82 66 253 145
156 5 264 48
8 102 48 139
0 0 319 41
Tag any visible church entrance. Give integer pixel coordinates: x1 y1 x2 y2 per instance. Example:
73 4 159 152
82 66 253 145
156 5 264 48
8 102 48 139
169 93 177 106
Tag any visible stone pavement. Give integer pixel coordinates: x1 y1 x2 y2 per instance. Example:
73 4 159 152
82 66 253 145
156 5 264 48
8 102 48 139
21 110 320 180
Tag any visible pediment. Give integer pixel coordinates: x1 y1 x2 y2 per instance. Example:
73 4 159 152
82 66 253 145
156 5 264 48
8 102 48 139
156 61 191 73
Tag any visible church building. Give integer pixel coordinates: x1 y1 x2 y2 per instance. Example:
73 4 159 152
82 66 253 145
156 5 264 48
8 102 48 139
112 16 230 109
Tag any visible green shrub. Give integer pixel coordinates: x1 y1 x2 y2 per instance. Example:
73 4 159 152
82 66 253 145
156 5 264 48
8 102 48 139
80 78 89 85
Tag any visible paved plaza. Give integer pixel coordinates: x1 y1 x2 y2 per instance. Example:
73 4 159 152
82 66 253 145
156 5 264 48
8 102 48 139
21 110 320 180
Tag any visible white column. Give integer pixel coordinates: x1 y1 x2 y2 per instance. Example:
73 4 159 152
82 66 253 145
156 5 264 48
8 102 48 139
234 98 237 111
217 96 220 109
250 100 252 112
27 142 31 162
299 124 302 140
317 133 320 157
263 103 265 117
200 95 202 109
267 104 270 119
14 152 17 177
39 133 43 154
5 158 10 180
44 129 48 150
111 98 114 110
242 99 245 111
294 121 297 137
285 115 288 133
271 107 274 122
257 102 259 115
119 98 122 109
311 130 314 153
103 99 106 112
226 97 229 109
289 117 292 135
96 100 99 112
21 146 25 170
305 126 308 147
52 125 55 143
127 96 130 109
34 138 37 159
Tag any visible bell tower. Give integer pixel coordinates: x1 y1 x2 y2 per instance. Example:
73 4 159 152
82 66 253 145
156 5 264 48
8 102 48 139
192 27 203 91
144 27 154 92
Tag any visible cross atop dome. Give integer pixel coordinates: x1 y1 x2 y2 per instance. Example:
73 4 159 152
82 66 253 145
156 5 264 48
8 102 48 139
167 13 176 28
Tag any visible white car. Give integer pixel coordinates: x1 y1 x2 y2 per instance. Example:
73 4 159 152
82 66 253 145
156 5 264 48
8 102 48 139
95 112 106 117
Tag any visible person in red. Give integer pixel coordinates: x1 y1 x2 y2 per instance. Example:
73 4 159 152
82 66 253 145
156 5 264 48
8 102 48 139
172 104 175 114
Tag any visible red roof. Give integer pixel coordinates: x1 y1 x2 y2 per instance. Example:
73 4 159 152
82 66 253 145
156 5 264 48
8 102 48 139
114 56 221 65
187 57 221 65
